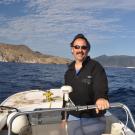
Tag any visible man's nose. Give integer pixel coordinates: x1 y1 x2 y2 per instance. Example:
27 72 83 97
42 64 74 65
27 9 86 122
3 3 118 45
78 47 83 51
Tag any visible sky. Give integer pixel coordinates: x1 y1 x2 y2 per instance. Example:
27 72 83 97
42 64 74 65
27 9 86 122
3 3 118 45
0 0 135 59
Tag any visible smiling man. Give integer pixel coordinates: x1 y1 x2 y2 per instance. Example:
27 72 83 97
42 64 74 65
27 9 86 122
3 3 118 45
62 34 109 134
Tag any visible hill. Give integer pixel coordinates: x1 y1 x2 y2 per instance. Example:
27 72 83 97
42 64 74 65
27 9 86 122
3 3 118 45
94 55 135 67
1 43 135 67
0 43 71 64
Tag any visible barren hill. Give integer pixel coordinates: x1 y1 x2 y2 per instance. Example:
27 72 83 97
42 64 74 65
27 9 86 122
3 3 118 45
0 43 71 64
95 55 135 67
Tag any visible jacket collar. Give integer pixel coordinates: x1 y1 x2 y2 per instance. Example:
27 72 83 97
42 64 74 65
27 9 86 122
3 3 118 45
68 56 91 70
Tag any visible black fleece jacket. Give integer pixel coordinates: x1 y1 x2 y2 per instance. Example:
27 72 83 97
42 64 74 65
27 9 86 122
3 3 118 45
62 56 108 119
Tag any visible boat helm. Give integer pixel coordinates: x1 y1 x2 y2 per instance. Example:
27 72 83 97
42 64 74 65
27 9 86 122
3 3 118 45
7 112 29 134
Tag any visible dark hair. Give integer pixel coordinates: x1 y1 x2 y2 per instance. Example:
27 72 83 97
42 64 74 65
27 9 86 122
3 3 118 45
70 33 91 51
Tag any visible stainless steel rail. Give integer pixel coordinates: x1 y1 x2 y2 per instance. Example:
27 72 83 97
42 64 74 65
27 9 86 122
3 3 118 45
8 102 135 135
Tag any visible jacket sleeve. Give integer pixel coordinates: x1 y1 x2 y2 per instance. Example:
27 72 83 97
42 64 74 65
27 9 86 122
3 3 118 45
92 63 108 102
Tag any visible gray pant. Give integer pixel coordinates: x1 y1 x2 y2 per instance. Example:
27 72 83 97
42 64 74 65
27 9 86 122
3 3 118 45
67 115 106 135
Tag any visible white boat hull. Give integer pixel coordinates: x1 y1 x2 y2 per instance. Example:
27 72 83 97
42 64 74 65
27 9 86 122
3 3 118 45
0 112 8 130
0 89 63 132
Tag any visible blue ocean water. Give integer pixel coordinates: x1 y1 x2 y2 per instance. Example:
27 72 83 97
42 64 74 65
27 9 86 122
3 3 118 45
0 62 135 126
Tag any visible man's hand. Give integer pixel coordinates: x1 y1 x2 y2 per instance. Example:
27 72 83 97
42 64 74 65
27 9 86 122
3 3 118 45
95 98 109 114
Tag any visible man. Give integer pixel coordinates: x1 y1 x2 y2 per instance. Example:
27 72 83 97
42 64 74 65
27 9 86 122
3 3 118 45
62 34 109 134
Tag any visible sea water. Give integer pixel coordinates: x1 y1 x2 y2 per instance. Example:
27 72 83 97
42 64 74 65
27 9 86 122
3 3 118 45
0 62 135 128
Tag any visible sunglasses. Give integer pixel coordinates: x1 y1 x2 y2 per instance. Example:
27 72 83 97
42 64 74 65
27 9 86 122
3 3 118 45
72 45 88 50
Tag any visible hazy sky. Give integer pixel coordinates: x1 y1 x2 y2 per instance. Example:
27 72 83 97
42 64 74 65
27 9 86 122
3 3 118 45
0 0 135 59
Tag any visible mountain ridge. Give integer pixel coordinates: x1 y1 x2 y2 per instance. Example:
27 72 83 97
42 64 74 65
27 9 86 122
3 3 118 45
0 43 71 64
94 55 135 67
0 43 135 67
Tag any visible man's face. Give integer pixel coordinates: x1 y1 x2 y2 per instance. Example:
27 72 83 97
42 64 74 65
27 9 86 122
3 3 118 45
72 38 89 62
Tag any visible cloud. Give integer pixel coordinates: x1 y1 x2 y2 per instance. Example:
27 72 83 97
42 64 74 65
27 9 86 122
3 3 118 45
0 0 135 58
26 0 135 12
0 0 23 4
0 0 16 4
23 0 134 34
0 0 134 36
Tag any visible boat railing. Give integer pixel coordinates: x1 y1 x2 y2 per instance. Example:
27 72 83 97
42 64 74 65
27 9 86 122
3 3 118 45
7 102 135 135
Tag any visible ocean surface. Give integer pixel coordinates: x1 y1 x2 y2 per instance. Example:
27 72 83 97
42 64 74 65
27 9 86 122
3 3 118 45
0 62 135 128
